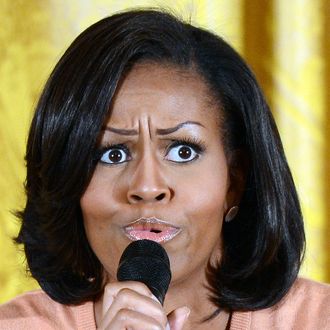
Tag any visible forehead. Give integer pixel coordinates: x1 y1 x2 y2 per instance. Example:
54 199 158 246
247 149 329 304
108 63 222 127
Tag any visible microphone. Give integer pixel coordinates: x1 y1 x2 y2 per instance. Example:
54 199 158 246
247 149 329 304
117 239 171 305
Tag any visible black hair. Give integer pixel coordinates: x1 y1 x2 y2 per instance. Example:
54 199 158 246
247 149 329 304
16 8 305 314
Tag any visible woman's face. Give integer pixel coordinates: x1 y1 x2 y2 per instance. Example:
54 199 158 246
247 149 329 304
80 63 240 286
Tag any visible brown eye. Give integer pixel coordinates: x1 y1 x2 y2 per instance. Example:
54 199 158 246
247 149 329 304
165 144 199 163
178 146 192 159
108 149 123 162
100 147 130 164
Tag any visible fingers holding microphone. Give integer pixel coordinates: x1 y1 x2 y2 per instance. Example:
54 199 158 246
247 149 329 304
97 240 190 329
98 281 169 329
98 281 190 330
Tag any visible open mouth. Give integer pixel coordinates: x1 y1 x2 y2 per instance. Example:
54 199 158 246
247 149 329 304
123 218 181 243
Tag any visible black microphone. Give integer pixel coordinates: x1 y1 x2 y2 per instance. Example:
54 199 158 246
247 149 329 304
117 239 171 305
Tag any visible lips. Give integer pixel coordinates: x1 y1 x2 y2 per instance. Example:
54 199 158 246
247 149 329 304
123 217 181 243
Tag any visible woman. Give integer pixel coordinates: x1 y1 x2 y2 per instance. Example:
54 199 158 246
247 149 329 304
0 9 329 330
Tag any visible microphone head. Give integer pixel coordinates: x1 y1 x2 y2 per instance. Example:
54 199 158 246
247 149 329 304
117 239 171 305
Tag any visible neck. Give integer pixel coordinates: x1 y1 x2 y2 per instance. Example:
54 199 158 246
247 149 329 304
163 266 230 329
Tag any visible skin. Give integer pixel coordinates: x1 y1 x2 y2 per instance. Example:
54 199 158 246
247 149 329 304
80 63 244 329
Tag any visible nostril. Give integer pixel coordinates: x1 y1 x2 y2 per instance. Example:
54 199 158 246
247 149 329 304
132 195 143 201
128 192 169 203
155 193 166 201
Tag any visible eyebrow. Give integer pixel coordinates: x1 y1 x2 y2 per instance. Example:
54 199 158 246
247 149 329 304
156 121 205 135
103 121 204 136
102 126 138 135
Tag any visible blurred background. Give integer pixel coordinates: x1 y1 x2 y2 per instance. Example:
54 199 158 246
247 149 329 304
0 0 329 303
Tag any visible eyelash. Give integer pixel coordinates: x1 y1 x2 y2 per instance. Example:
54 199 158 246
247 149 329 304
94 137 206 164
165 137 206 155
94 143 131 163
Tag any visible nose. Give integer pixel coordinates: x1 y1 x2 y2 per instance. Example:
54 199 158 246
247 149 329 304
127 155 172 204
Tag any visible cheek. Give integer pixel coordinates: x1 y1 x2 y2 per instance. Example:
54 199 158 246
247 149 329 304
168 171 226 279
179 158 228 243
80 166 120 218
178 162 228 217
80 186 107 253
185 191 224 241
80 171 112 249
80 181 122 280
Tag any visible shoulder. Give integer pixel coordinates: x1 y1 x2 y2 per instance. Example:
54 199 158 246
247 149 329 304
0 290 96 330
231 278 330 329
249 278 330 329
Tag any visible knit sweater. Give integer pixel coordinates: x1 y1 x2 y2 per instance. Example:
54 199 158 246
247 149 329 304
0 278 329 329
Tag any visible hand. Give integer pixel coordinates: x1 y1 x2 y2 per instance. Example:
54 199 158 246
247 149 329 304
97 281 190 330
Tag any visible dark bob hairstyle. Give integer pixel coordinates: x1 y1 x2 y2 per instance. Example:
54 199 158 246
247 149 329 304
16 9 305 312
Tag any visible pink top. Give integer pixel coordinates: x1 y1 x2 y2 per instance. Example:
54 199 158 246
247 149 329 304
0 277 329 329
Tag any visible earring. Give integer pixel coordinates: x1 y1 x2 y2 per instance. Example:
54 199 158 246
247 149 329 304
224 206 239 222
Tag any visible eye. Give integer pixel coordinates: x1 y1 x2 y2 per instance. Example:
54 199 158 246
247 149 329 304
165 141 203 163
99 145 131 165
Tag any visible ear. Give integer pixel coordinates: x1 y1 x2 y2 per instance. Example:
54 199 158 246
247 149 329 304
224 149 248 210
